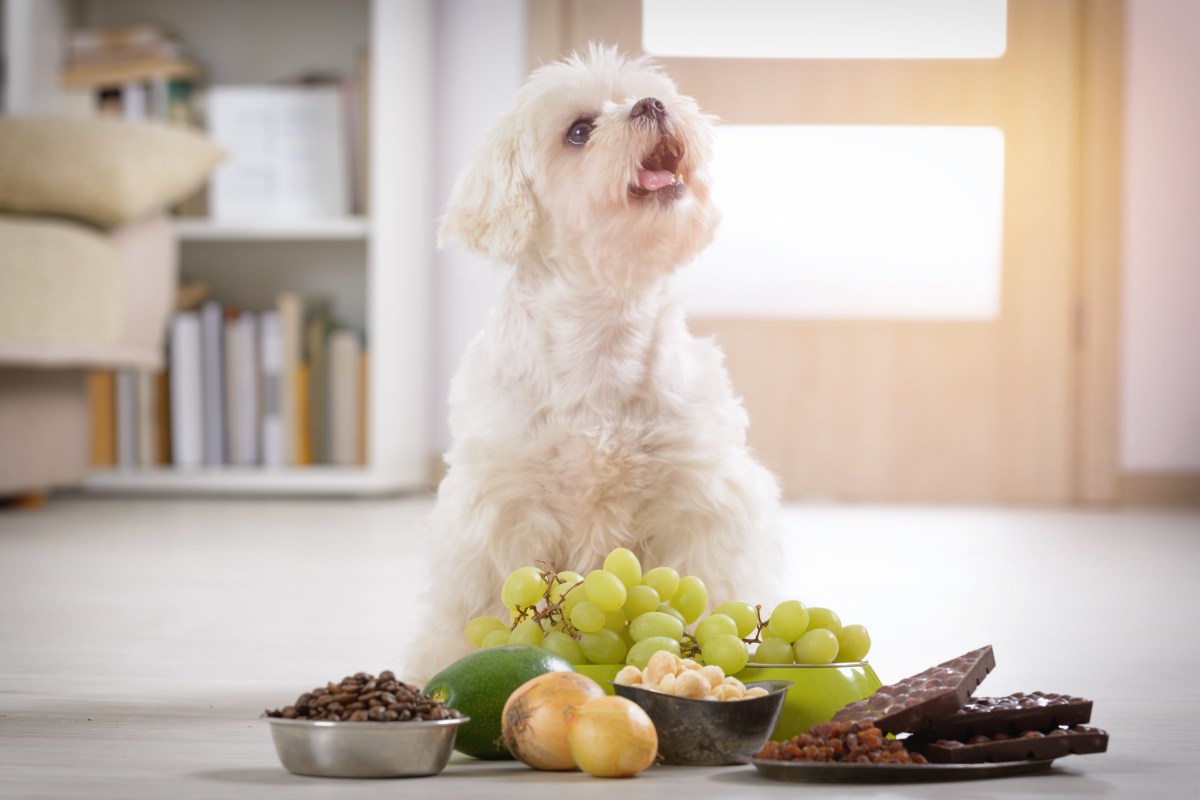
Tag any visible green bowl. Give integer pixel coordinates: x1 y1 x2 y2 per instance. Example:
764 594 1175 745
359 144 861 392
574 663 622 693
736 662 881 742
575 661 879 743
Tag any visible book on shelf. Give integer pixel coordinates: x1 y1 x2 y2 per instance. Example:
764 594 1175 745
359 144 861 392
206 85 351 222
199 301 226 467
225 312 260 466
294 363 313 466
259 311 285 469
329 329 363 466
169 312 204 469
136 370 158 467
88 371 116 468
278 293 332 466
306 312 335 464
61 56 201 91
89 294 369 475
61 21 201 126
115 370 137 469
155 371 171 466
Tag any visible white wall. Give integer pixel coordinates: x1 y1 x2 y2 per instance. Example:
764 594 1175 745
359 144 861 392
1121 0 1200 472
431 0 526 456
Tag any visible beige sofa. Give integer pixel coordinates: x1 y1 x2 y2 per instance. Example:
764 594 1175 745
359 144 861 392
0 116 221 497
0 215 176 495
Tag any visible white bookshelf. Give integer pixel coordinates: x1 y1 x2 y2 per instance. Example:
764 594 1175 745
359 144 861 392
2 0 434 496
173 217 371 242
85 466 406 496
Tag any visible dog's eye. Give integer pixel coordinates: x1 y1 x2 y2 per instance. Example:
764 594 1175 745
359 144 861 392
566 119 594 146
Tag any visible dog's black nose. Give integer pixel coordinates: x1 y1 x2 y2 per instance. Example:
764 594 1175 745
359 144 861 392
631 97 667 123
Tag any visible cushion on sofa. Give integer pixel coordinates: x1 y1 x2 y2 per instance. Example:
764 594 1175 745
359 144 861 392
0 117 223 228
0 214 176 369
0 216 123 354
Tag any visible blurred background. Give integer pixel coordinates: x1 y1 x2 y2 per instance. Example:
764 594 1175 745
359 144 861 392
0 0 1196 508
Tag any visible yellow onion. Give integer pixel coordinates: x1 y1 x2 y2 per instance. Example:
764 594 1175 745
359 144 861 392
563 695 658 778
501 671 606 770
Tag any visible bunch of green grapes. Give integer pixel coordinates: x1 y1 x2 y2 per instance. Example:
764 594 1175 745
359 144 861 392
463 549 711 669
462 550 871 676
747 601 872 666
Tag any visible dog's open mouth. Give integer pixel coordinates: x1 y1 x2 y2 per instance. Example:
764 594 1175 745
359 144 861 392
630 135 685 200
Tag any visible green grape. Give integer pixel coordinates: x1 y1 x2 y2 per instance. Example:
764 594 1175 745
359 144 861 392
583 569 627 612
670 575 708 625
570 600 606 633
464 616 507 648
642 567 680 603
836 624 871 662
767 600 810 643
753 636 795 664
620 626 636 650
628 611 684 643
550 570 583 603
603 607 627 633
713 601 759 639
508 618 544 648
622 585 661 619
656 604 686 624
805 607 843 637
481 628 510 648
701 633 749 675
579 628 628 664
561 581 587 615
603 547 643 588
693 613 739 647
542 630 586 664
793 628 839 664
501 566 545 609
626 636 682 669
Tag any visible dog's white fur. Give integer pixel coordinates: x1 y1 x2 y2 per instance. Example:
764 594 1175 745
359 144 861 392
407 45 782 680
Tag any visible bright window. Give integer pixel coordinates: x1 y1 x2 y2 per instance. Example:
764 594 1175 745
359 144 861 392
679 125 1006 319
644 0 1007 59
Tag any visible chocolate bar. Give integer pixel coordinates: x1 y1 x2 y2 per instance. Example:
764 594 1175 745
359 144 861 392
832 645 995 734
908 725 1109 764
924 692 1093 740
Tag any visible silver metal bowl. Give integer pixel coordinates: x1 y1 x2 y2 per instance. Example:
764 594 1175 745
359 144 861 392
262 715 469 778
613 679 792 766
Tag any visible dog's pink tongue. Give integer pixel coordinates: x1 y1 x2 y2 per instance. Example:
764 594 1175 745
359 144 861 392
638 169 675 191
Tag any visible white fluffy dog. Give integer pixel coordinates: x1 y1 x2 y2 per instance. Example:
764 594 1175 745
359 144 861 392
408 45 782 679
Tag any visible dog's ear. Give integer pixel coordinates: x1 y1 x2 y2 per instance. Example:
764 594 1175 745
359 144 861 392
437 117 537 263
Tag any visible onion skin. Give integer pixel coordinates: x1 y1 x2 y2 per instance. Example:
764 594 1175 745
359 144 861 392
564 695 658 778
501 672 605 770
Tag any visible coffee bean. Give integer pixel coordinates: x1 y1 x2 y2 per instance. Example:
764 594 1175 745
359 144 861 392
264 671 460 723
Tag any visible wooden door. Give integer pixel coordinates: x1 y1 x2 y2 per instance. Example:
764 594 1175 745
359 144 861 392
531 0 1121 503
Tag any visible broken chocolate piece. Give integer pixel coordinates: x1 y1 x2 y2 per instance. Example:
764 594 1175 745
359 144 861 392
923 691 1093 740
907 725 1109 764
833 645 996 734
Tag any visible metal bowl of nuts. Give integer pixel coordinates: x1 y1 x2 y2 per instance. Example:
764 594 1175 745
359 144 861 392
613 679 793 766
262 670 468 779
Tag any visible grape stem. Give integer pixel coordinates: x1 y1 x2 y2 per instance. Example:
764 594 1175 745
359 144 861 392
680 632 700 659
509 561 583 641
742 603 769 645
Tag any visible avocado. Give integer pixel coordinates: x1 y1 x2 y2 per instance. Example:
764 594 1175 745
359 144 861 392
423 645 574 759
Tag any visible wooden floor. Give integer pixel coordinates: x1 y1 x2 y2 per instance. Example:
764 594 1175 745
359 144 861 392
1 495 1196 798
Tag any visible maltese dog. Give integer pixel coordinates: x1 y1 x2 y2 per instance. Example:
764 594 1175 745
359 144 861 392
408 44 783 679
